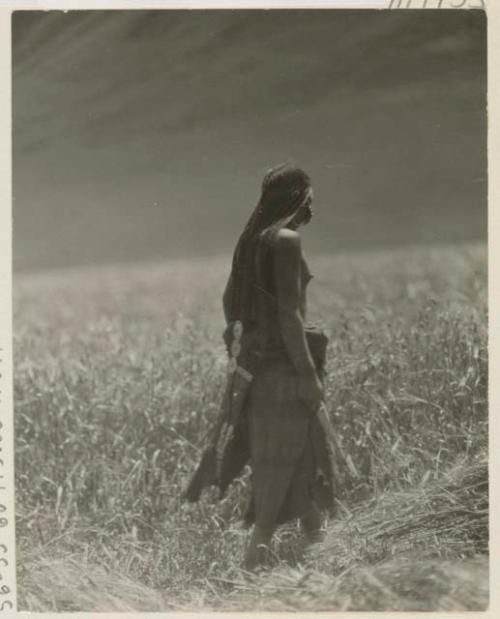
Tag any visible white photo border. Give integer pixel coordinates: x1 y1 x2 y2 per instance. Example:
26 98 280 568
0 1 495 618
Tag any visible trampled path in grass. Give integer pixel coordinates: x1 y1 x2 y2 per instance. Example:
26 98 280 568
14 243 487 611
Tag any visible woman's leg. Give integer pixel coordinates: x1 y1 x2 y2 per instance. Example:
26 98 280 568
244 524 275 570
300 504 322 544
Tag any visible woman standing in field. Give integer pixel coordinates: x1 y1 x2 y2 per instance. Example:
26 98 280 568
225 164 335 569
186 164 335 569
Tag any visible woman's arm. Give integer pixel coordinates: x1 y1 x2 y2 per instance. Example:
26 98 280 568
274 229 323 412
222 271 234 325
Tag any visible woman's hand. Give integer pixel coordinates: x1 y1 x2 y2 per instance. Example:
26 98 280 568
297 370 324 414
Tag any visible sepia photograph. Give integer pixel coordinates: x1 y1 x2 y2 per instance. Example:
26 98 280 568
11 6 487 612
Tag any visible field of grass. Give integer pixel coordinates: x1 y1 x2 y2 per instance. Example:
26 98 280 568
14 243 488 611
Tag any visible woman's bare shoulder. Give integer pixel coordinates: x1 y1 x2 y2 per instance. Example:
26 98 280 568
273 229 302 272
275 228 301 251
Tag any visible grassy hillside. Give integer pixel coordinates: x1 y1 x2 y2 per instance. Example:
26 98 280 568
14 243 487 611
13 10 486 270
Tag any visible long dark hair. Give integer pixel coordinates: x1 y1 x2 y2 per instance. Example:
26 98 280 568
227 164 312 328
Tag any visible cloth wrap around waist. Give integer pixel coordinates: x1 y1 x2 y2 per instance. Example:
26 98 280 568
183 324 334 506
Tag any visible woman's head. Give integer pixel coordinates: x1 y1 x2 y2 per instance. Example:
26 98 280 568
258 164 313 230
227 164 313 325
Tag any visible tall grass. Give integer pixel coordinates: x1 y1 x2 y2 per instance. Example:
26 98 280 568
14 243 487 610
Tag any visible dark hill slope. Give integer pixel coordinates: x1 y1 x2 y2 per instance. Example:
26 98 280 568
13 10 486 270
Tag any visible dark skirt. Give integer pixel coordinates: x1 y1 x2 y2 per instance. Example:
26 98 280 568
243 353 335 527
185 333 336 525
